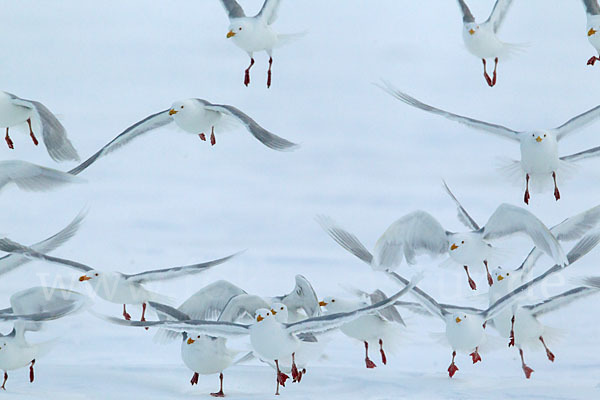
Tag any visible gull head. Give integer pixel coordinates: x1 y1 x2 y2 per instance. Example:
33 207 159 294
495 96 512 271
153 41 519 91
186 334 204 345
527 131 555 145
491 266 511 284
227 19 253 39
79 270 101 282
465 23 479 36
169 99 197 118
271 302 289 323
255 308 275 323
453 313 468 324
319 296 351 313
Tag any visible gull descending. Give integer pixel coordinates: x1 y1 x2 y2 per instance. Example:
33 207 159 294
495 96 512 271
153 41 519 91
380 82 600 204
0 91 79 161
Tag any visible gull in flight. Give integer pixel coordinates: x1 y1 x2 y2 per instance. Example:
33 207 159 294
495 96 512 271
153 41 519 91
0 160 83 194
69 98 298 175
582 0 600 65
317 204 567 291
319 289 405 369
456 0 517 86
0 91 79 161
379 82 600 204
0 239 242 323
220 0 303 87
97 275 421 395
0 287 89 390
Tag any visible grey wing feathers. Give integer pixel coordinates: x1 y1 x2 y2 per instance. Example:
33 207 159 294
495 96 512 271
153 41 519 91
442 180 480 230
524 287 599 317
369 289 406 326
0 210 85 277
386 271 448 320
485 0 514 32
554 104 600 141
560 146 600 163
0 160 83 192
220 0 246 18
218 294 269 323
378 81 521 141
456 0 475 23
148 301 191 321
69 110 173 175
179 281 246 321
258 0 282 24
316 215 374 265
0 238 93 272
124 251 242 283
203 104 298 151
583 0 600 15
278 275 321 318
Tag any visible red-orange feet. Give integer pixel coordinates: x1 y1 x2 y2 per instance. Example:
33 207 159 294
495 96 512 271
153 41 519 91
190 372 199 385
123 305 131 321
379 339 387 365
470 349 482 364
267 57 273 88
364 341 376 368
464 266 477 290
448 351 459 378
29 359 35 383
199 133 206 141
508 315 515 347
244 58 255 87
588 56 599 65
552 172 560 201
27 119 38 145
5 130 13 150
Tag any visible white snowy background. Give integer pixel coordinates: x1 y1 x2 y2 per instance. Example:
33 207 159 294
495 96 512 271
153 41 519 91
1 0 600 398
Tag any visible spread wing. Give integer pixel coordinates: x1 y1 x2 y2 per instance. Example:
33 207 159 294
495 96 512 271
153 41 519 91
218 294 270 323
484 0 514 33
0 160 83 192
69 110 173 175
179 280 247 320
456 0 475 23
386 271 449 320
257 0 282 24
483 204 568 266
553 103 600 141
523 286 599 317
123 251 242 283
316 215 374 265
560 146 600 163
369 289 405 326
203 104 298 151
9 95 80 162
583 0 600 16
442 180 480 230
0 211 85 277
274 275 321 319
219 0 246 18
378 82 521 142
0 238 92 272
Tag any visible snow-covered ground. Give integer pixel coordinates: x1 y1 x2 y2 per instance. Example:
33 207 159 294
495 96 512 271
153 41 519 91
1 0 600 398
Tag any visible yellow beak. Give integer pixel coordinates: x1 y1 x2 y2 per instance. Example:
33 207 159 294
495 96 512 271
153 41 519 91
497 275 504 281
469 29 475 35
169 109 177 116
271 309 277 315
450 244 458 251
589 28 597 37
256 315 264 322
455 317 462 323
318 301 327 307
227 30 236 38
536 136 542 142
187 337 195 344
79 275 91 281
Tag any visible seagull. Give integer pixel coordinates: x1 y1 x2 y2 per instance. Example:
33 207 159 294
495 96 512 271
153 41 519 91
0 160 83 194
582 0 600 65
456 0 516 86
0 91 79 161
0 287 88 390
219 0 302 88
0 239 242 323
69 99 298 175
98 275 421 395
319 289 405 369
317 204 567 291
379 82 600 204
0 211 85 278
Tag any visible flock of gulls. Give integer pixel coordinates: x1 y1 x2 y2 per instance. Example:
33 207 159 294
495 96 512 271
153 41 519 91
2 0 600 397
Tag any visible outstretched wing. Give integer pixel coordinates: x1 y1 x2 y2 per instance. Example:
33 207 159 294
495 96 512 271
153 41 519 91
219 0 246 18
583 0 600 15
203 104 298 151
179 280 247 320
123 251 242 283
553 103 600 141
484 0 514 33
483 204 568 266
0 238 93 272
218 294 270 323
386 271 449 320
316 215 374 265
69 110 173 175
456 0 475 23
378 82 521 142
560 146 600 163
369 289 406 326
524 286 599 317
0 160 83 192
442 180 480 230
274 274 321 319
9 95 80 162
258 0 282 24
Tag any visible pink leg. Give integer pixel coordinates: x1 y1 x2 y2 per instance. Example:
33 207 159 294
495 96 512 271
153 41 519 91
539 336 555 362
123 304 131 321
267 57 273 88
470 347 482 364
141 303 149 331
587 56 599 65
210 126 216 146
199 133 206 141
275 360 289 395
190 372 199 385
491 57 498 86
244 58 255 87
379 339 387 365
552 172 560 201
364 341 376 368
484 260 493 287
508 315 515 347
5 128 13 149
448 351 459 378
519 348 534 379
1 372 6 390
291 352 300 382
210 372 225 397
482 59 493 87
524 174 530 205
27 119 39 146
29 359 35 383
464 266 477 290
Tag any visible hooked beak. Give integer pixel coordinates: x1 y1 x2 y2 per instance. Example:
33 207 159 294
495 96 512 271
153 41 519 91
79 275 91 281
497 275 504 281
589 28 597 37
168 109 177 116
536 136 542 143
227 30 236 38
450 244 458 251
469 29 475 35
455 317 462 323
318 301 327 307
187 337 195 344
256 315 264 322
270 309 277 315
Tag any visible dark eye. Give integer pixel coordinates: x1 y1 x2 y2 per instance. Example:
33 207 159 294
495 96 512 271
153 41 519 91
532 134 535 137
331 299 335 303
506 273 510 276
239 27 242 31
461 241 464 244
280 307 284 310
266 313 270 316
95 273 99 276
544 134 546 137
181 106 184 109
197 335 200 338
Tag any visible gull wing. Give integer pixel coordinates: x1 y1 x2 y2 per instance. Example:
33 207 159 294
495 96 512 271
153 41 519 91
442 180 480 230
553 103 600 141
257 0 282 24
523 287 599 317
219 0 246 18
0 238 92 272
484 0 514 33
